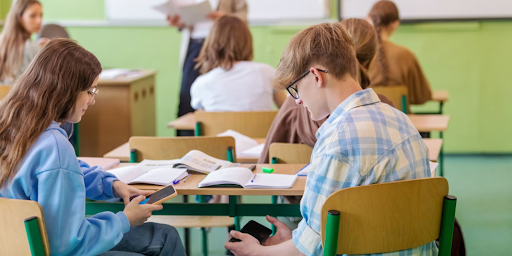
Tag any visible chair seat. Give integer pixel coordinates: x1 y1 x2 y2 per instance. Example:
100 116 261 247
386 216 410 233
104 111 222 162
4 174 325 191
147 216 234 228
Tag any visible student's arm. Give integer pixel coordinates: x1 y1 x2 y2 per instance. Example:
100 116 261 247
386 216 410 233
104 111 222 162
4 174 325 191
273 90 287 108
36 168 130 255
405 52 432 104
190 79 204 110
79 160 118 201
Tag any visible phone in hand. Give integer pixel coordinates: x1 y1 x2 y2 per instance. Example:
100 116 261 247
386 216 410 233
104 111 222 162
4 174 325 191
229 220 272 244
129 185 177 205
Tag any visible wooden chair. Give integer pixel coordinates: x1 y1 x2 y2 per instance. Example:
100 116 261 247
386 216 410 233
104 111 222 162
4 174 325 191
0 198 50 256
322 177 456 256
372 85 409 114
194 111 278 138
0 85 11 100
128 136 237 256
269 143 313 164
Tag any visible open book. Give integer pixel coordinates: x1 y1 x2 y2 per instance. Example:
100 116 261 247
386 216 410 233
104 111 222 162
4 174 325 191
198 167 298 189
108 166 188 186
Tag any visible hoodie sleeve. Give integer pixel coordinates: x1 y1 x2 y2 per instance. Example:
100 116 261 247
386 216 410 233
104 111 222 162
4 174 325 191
79 160 119 200
36 168 130 256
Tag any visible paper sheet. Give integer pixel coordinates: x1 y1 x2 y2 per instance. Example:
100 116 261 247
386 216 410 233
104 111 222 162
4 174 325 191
152 0 211 25
217 130 259 156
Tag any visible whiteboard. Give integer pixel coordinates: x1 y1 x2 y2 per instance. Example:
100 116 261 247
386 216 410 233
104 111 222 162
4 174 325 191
106 0 330 23
340 0 512 21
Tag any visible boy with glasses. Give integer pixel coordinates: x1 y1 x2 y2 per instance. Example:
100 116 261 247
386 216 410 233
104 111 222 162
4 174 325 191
225 22 436 256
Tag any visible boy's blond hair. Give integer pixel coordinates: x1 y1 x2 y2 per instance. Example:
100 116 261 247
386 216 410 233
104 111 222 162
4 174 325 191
273 22 357 90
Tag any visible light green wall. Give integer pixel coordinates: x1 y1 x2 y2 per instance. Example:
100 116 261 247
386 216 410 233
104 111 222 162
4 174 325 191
3 0 511 153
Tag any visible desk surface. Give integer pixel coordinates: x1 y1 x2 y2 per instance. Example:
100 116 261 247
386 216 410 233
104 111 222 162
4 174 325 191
408 115 450 132
167 112 195 130
104 138 266 163
167 112 450 133
128 164 307 196
103 138 441 163
98 70 156 86
432 90 449 103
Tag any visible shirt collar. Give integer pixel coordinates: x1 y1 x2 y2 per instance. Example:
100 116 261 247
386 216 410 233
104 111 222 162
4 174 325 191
316 88 381 137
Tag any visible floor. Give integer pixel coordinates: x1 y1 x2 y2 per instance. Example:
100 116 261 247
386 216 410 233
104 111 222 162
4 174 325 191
165 155 512 256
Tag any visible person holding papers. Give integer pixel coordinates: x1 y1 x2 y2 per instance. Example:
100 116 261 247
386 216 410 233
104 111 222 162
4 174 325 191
191 15 286 112
166 0 248 135
225 22 435 256
0 39 185 256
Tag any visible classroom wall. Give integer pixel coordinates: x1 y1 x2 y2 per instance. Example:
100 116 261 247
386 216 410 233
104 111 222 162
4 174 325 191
2 0 512 153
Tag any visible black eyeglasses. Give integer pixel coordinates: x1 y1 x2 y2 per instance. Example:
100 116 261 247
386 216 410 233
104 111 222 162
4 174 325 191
286 68 328 99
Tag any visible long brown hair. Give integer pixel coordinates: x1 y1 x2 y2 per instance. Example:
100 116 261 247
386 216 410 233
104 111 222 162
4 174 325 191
368 0 399 85
340 18 378 89
0 0 41 83
0 38 101 188
195 15 253 74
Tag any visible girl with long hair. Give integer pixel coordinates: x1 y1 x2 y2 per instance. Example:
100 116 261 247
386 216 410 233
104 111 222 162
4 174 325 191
0 0 47 84
0 39 185 256
367 0 433 105
190 15 286 112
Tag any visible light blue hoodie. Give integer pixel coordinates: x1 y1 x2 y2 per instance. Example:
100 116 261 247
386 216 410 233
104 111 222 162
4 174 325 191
0 122 130 255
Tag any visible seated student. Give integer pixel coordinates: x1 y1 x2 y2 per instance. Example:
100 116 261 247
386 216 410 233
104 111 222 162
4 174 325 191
367 0 432 106
0 39 185 256
225 22 434 255
258 18 393 164
0 0 48 85
191 15 286 112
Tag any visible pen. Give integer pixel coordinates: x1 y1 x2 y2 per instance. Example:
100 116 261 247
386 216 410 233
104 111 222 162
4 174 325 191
182 173 191 183
173 173 191 185
250 174 256 183
248 165 256 171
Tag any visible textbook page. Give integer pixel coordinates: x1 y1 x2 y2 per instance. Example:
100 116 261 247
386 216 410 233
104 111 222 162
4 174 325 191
107 165 146 184
198 167 254 187
178 150 233 173
128 168 188 186
244 174 298 189
217 130 259 155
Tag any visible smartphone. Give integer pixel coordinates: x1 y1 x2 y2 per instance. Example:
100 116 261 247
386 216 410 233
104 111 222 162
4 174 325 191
229 220 272 244
130 185 178 205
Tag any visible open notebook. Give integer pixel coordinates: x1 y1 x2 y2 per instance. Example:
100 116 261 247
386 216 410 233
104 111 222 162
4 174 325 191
108 167 188 186
198 167 298 189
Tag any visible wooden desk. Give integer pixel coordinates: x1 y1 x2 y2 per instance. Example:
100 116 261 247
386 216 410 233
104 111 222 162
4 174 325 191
432 90 448 103
423 138 442 162
103 138 267 163
408 114 450 132
80 71 157 157
167 112 195 130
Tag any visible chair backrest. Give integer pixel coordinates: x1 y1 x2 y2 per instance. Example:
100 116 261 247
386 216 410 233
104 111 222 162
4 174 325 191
371 85 409 113
38 24 70 39
195 111 278 138
129 136 236 162
0 198 50 256
0 85 11 99
321 177 451 255
268 143 313 164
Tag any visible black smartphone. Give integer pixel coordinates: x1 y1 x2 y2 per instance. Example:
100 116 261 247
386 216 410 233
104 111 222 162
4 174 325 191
229 220 272 244
128 185 177 205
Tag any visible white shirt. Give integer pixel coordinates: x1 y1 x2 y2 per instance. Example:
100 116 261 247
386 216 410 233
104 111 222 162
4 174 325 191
190 0 219 39
190 61 276 112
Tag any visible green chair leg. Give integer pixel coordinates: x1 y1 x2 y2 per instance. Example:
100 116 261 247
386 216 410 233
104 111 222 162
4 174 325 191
24 216 45 256
201 227 208 256
324 210 340 256
195 122 202 136
401 95 407 114
438 195 457 256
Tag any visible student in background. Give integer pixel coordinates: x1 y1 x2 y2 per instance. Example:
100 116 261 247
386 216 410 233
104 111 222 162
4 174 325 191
167 0 248 135
367 0 432 105
0 39 185 256
0 0 48 85
258 18 393 164
191 15 286 112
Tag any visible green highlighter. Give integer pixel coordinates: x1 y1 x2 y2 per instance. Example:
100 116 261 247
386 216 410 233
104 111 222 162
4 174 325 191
262 167 274 173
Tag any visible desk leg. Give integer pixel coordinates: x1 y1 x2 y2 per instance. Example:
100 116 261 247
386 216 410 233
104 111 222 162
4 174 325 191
229 196 241 231
183 195 190 256
439 102 444 115
271 196 278 235
440 132 444 177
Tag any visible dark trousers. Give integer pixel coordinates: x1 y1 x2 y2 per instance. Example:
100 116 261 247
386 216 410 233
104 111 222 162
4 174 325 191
177 39 204 137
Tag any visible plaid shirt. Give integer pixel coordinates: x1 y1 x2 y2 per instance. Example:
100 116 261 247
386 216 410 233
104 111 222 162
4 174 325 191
292 89 437 256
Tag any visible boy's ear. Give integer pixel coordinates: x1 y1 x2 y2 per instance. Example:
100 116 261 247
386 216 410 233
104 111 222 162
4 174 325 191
311 67 326 88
